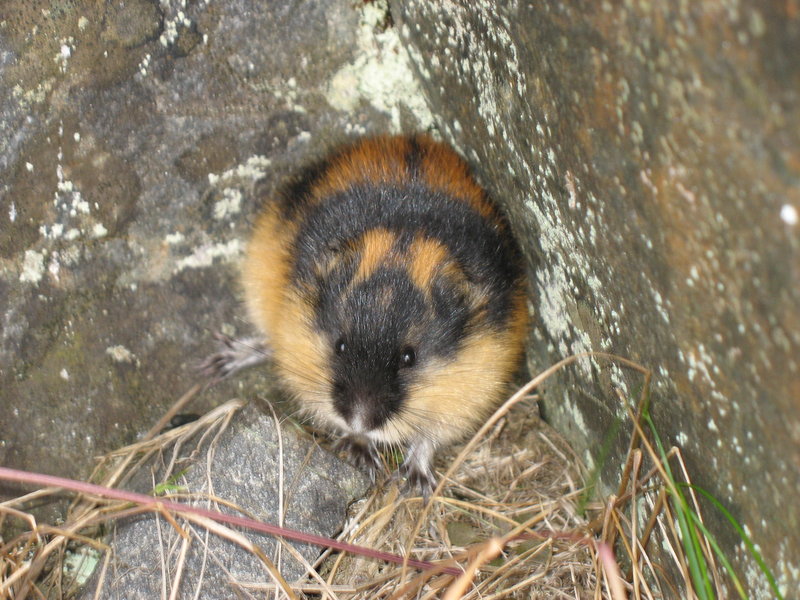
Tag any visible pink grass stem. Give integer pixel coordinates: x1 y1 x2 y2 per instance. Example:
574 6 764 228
0 466 461 576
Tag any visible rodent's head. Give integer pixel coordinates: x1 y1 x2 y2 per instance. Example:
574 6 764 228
311 230 477 441
264 171 528 446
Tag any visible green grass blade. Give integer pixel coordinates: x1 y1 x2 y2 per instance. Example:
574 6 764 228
577 413 623 515
683 483 784 600
642 409 714 599
681 503 748 599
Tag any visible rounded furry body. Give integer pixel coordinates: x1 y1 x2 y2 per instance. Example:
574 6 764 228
230 135 527 494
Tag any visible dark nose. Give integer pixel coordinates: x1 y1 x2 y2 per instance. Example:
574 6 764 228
333 381 389 433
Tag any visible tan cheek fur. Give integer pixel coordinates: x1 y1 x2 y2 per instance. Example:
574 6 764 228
376 325 526 447
271 291 342 429
242 207 343 431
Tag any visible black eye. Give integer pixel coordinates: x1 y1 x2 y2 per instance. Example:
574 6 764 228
400 346 416 368
335 338 346 355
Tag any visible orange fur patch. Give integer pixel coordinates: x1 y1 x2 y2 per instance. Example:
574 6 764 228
414 136 501 223
354 228 396 283
507 288 530 357
407 236 449 291
312 137 411 200
306 135 508 233
242 205 295 338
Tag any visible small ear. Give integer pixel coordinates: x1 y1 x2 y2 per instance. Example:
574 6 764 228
440 263 490 315
312 239 351 279
326 238 347 254
462 279 492 318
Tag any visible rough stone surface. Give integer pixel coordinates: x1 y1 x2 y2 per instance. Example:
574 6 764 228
394 2 799 597
79 403 369 598
0 0 429 524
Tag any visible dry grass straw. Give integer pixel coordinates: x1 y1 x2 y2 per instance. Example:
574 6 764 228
592 385 730 600
319 355 602 600
1 354 740 599
309 354 731 599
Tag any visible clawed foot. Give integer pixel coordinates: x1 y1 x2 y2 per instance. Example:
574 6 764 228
386 438 437 501
334 437 438 501
197 333 269 383
334 436 383 482
396 458 436 502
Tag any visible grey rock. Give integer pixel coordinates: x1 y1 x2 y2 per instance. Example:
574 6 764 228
394 2 799 597
81 403 369 599
0 0 414 528
101 0 163 49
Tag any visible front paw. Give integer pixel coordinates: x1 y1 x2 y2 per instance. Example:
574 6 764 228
197 334 269 383
334 436 382 481
398 460 436 501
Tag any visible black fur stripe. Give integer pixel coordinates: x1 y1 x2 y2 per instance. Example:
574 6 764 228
277 157 331 219
404 136 423 181
291 181 523 326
